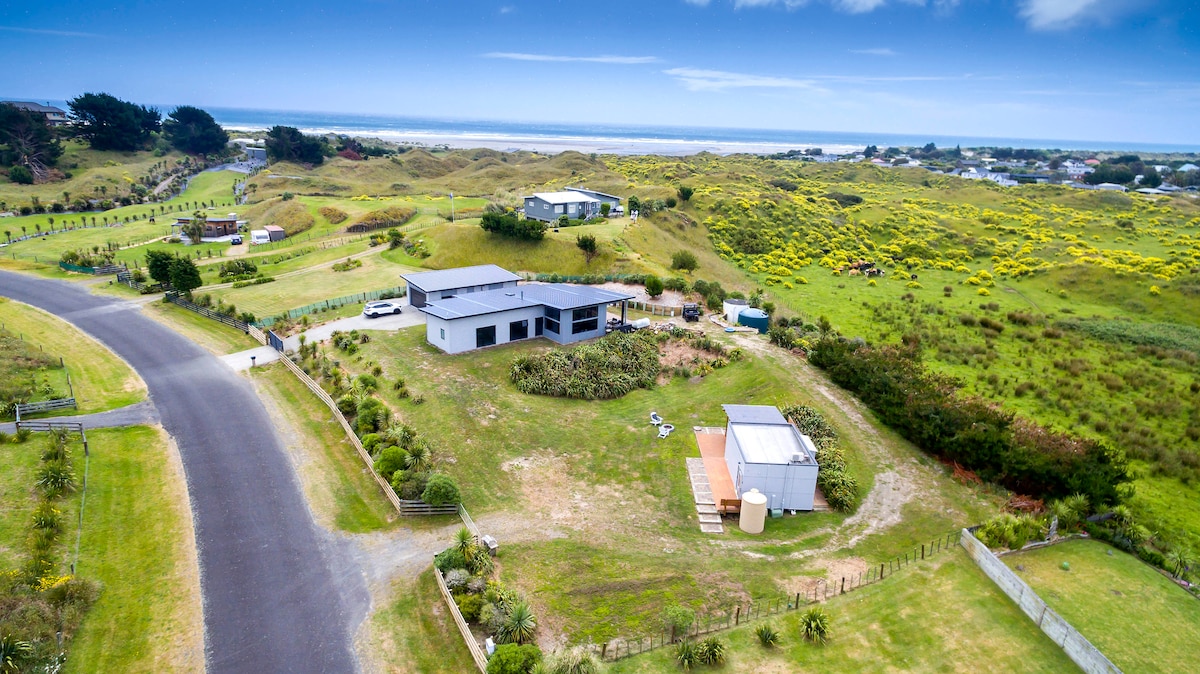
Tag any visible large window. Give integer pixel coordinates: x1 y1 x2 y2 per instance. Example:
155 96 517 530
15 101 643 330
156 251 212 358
571 319 598 334
509 320 528 341
544 307 561 334
476 325 496 348
573 306 598 321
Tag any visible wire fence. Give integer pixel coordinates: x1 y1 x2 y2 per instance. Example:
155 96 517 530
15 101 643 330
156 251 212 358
601 530 963 661
254 286 407 327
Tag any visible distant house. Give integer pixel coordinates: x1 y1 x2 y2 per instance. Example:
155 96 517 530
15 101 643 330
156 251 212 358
401 264 521 308
420 279 635 354
1095 183 1128 192
721 405 820 512
1178 163 1200 173
522 191 602 222
3 101 67 127
174 215 240 237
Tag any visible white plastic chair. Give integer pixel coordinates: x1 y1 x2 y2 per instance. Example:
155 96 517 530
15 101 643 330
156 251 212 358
658 424 675 439
650 412 663 426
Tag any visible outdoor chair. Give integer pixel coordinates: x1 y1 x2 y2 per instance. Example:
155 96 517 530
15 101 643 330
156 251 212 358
650 412 663 426
658 424 675 439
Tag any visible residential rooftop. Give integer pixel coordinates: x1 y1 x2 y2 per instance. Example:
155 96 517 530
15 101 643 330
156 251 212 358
723 404 817 465
530 191 601 205
401 264 522 293
420 283 634 320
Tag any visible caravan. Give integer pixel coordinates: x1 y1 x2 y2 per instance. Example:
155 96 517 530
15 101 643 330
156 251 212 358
250 230 271 246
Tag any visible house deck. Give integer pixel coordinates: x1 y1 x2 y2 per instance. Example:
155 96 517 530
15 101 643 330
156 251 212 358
695 428 739 511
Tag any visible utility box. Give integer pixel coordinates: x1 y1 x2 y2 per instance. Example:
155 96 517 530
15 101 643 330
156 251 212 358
481 534 499 557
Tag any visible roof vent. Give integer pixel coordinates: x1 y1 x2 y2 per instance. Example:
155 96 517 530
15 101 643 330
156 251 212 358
792 453 802 463
505 292 516 296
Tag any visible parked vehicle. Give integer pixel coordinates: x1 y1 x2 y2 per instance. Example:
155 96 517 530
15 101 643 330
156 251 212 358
230 235 243 245
362 300 403 318
683 303 701 322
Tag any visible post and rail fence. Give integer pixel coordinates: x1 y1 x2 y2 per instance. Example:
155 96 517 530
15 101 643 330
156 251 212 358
600 530 963 661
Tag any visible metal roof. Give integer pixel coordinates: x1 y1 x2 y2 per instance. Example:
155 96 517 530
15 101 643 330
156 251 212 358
527 191 601 205
420 283 635 320
2 101 66 114
401 264 521 293
723 405 817 465
566 186 622 201
722 404 788 425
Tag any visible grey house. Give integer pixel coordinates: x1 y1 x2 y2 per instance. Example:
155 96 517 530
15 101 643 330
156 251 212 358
401 264 521 308
722 405 820 511
421 283 635 354
523 191 601 222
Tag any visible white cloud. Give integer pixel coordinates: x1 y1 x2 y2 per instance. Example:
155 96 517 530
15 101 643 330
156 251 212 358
849 47 898 56
0 25 101 38
498 5 515 13
723 0 955 12
1018 0 1104 30
484 52 659 64
663 67 823 92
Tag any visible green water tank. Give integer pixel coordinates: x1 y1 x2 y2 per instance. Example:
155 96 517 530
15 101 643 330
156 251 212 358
738 308 770 334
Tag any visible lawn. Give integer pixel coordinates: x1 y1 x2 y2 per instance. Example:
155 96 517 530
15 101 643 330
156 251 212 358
0 297 146 414
1003 539 1200 673
364 570 477 674
246 363 399 533
65 425 203 673
337 325 1000 646
138 299 260 356
606 551 1077 673
0 434 42 570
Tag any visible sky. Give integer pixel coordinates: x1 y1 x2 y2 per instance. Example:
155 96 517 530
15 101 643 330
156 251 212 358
3 0 1199 145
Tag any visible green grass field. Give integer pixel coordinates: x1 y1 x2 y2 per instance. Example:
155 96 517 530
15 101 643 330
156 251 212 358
0 142 187 206
65 426 203 673
1003 539 1200 673
366 570 477 673
606 551 1076 673
246 363 398 533
0 297 146 413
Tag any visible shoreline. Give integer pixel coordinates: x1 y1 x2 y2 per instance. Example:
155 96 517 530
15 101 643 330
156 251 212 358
221 124 862 156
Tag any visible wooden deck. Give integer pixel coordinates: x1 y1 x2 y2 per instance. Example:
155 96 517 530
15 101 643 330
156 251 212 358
695 430 738 507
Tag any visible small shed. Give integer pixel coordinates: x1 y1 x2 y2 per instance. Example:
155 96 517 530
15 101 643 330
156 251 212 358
263 225 286 242
722 404 819 511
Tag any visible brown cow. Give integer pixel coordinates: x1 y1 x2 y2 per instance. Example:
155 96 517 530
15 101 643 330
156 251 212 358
849 269 861 276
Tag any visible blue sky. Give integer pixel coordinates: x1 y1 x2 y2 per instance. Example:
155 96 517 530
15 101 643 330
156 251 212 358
3 0 1199 144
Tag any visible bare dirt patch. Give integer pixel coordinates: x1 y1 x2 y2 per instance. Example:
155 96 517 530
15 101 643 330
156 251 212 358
597 281 685 306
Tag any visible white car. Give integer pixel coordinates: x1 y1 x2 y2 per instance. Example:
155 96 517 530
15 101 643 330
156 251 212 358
362 300 403 318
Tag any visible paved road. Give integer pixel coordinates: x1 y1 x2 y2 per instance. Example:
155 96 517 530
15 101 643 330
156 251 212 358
0 271 367 673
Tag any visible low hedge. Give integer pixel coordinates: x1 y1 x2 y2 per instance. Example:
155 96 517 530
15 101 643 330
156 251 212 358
510 332 659 399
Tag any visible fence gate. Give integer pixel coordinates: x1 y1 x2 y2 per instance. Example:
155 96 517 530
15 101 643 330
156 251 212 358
268 330 284 352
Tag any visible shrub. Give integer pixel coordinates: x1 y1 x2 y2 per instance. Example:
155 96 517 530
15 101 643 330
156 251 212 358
486 644 542 674
456 592 484 623
645 275 664 298
800 607 830 644
755 623 780 647
481 212 546 241
497 602 538 645
675 640 699 671
434 548 468 573
421 474 461 506
543 647 601 674
349 206 417 232
662 604 695 634
510 332 660 400
373 446 409 480
975 512 1046 550
696 637 726 665
671 250 699 271
318 205 348 223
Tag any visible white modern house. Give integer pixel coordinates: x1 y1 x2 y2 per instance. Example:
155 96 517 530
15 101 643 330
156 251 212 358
401 264 521 308
722 405 820 511
420 281 635 354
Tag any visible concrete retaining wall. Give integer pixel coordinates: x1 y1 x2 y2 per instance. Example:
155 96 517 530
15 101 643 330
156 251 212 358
960 528 1121 674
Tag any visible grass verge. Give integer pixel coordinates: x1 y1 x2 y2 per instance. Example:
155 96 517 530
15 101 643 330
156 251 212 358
363 569 477 673
1003 538 1200 673
0 297 146 413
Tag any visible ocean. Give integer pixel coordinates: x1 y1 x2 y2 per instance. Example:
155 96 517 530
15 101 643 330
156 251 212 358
32 100 1200 155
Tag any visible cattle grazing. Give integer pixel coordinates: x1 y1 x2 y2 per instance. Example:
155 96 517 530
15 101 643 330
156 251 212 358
849 269 861 276
910 273 918 280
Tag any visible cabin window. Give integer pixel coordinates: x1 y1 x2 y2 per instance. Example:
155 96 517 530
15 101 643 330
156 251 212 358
510 320 528 341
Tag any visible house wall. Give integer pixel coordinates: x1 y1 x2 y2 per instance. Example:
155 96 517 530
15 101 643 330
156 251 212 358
426 306 546 354
524 197 596 222
566 189 621 207
724 424 818 511
407 280 519 308
544 304 609 345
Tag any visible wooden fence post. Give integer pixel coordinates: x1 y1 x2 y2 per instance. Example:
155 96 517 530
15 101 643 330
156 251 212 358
841 577 845 594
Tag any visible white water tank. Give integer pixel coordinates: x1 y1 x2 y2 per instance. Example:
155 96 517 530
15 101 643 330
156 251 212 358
739 488 768 534
723 298 749 323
